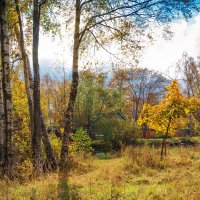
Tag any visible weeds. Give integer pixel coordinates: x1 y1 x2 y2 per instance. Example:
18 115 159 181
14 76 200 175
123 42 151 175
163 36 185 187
0 146 199 199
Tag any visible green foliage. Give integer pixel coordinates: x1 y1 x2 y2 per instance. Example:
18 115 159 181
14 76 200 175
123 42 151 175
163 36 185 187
74 73 122 127
71 128 93 155
73 72 138 151
92 140 112 153
95 117 140 150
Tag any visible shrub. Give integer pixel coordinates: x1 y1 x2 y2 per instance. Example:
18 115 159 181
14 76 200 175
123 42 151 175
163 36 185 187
71 128 93 155
49 134 62 158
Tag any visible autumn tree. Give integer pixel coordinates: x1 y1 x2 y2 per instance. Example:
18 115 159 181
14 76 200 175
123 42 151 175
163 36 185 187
127 68 168 122
32 0 60 173
177 53 200 123
187 97 200 127
110 68 169 138
10 0 58 173
138 80 188 159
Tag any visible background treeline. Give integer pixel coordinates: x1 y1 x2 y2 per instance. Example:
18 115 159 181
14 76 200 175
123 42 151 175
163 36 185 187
13 57 200 163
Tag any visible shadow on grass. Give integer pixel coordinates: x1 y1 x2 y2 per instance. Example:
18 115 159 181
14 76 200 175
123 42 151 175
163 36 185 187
57 169 70 200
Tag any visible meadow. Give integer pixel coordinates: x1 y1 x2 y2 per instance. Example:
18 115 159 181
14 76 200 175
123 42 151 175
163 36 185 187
1 144 200 200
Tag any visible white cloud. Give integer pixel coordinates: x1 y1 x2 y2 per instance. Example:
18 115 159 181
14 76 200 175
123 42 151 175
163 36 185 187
140 14 200 77
38 14 200 76
39 32 73 75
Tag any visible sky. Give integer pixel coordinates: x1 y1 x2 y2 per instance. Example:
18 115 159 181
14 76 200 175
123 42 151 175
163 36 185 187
39 13 200 78
140 13 200 77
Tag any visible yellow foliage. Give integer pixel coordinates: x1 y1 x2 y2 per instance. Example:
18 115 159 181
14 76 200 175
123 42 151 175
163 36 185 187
138 80 188 135
187 97 200 114
12 69 31 157
60 128 64 134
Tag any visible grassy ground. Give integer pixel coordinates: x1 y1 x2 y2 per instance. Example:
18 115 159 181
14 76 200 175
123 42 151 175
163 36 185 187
0 145 200 200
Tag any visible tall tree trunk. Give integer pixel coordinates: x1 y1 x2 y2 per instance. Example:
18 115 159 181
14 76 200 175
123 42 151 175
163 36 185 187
186 86 193 136
0 16 4 164
87 117 94 139
32 0 43 173
15 0 57 171
0 81 4 164
59 0 81 170
58 1 81 197
40 110 57 170
0 0 13 175
14 0 34 136
133 102 139 123
0 46 4 165
188 115 193 136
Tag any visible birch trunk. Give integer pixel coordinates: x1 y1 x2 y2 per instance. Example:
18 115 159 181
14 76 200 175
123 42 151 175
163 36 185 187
15 0 57 171
59 0 81 170
0 0 13 174
0 12 4 164
32 0 43 173
0 46 4 165
14 0 33 136
58 3 81 197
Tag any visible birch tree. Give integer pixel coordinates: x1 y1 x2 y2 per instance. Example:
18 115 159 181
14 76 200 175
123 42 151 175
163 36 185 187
0 0 13 175
0 26 4 166
14 0 57 172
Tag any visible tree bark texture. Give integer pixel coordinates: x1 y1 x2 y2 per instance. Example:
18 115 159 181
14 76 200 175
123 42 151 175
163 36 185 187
0 0 13 174
15 0 57 171
0 21 4 164
60 0 81 170
161 118 171 160
32 0 43 173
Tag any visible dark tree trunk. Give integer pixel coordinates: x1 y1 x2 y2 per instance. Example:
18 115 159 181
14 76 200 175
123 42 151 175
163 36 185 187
58 2 81 197
87 117 94 139
59 0 81 170
188 115 193 136
32 0 43 174
133 102 139 123
40 109 57 170
161 118 171 160
141 123 148 138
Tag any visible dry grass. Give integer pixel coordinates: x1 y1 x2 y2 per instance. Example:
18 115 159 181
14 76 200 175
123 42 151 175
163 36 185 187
0 145 200 199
